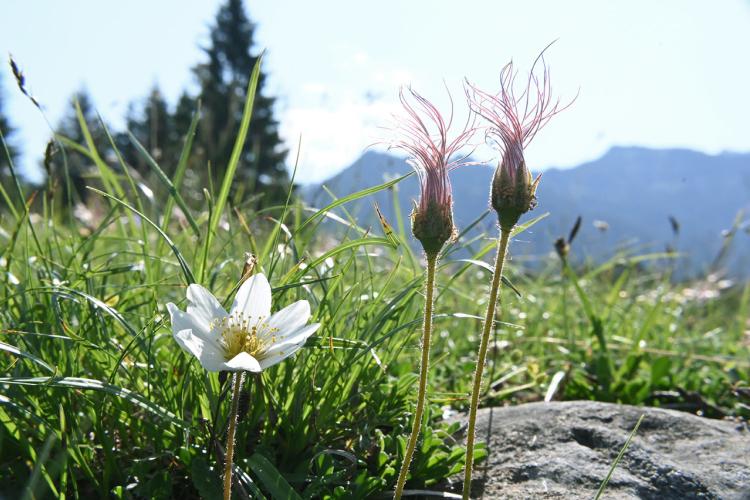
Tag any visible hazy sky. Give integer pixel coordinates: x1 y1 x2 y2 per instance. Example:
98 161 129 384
2 0 749 184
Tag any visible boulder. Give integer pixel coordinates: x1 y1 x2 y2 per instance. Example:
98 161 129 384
457 401 749 499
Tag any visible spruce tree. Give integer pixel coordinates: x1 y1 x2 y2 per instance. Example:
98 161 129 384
121 85 176 177
49 89 111 208
193 0 290 206
173 92 198 144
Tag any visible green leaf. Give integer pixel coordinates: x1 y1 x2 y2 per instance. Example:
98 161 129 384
190 457 222 500
650 357 672 386
0 376 187 429
247 453 302 500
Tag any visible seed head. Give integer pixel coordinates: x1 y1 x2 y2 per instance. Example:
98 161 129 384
390 87 475 256
467 48 570 231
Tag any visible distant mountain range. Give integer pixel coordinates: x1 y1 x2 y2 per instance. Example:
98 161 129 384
302 147 750 276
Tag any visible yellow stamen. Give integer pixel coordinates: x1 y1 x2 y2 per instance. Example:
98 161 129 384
217 312 280 360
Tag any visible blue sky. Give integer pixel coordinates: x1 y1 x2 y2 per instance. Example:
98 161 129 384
2 0 749 184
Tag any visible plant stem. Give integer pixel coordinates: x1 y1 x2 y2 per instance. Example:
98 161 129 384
561 261 573 352
462 229 511 500
393 254 438 500
224 371 244 500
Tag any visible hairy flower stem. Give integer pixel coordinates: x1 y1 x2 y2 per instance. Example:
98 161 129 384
224 371 245 500
394 254 438 500
462 229 511 500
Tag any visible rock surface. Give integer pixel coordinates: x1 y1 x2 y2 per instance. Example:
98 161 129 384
457 401 749 499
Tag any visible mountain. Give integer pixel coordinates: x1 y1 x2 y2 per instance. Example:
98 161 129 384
302 147 750 276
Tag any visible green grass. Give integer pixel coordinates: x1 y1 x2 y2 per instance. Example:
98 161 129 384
1 86 748 498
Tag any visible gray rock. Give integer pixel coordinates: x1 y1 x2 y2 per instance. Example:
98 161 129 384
457 401 750 499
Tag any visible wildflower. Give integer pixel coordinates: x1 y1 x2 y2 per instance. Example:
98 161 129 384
389 87 474 499
467 50 569 231
461 49 571 500
391 87 475 257
167 274 319 372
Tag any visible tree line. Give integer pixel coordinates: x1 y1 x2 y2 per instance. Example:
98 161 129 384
0 0 291 218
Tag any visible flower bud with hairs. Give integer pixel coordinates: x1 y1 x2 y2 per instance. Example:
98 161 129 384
387 85 475 499
467 49 570 231
461 47 572 500
391 87 475 257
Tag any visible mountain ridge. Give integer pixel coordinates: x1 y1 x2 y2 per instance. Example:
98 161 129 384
302 146 750 275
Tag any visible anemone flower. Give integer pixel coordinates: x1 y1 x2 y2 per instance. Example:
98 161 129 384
389 87 475 500
461 49 571 500
168 273 320 500
167 274 319 372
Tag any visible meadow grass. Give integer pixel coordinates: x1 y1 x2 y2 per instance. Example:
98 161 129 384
1 70 748 499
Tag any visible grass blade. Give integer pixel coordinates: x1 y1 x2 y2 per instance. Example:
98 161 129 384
0 341 54 373
0 376 187 429
126 131 201 237
246 453 302 500
292 237 395 280
205 53 263 260
87 187 196 284
594 414 644 500
74 99 124 198
163 103 201 233
297 173 412 234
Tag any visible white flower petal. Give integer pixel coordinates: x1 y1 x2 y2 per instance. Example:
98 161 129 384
269 323 320 350
168 302 205 335
223 352 262 372
168 303 224 350
187 284 227 329
174 329 227 371
263 323 320 357
258 344 305 370
231 274 272 320
266 300 311 335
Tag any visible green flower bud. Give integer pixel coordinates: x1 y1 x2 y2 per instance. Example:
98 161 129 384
491 148 541 231
412 198 455 257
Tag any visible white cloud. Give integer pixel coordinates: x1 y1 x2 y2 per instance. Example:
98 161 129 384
353 50 369 65
278 56 418 184
280 96 398 184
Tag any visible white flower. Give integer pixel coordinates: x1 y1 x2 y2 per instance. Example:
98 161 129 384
167 274 320 372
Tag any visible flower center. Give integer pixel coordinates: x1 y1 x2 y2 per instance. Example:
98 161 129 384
213 312 278 360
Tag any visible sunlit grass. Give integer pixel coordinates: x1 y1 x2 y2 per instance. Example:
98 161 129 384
0 65 747 498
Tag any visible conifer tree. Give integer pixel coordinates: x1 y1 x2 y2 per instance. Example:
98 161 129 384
173 92 198 144
49 89 111 208
121 85 176 177
115 0 290 208
192 0 290 206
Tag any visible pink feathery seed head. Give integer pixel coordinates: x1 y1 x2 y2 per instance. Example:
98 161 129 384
466 45 571 231
390 86 476 256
